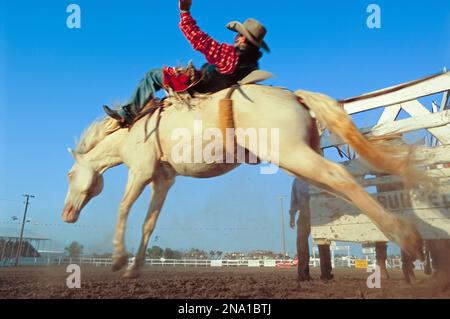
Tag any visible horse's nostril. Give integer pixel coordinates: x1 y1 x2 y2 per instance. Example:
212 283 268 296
64 203 73 212
62 204 76 221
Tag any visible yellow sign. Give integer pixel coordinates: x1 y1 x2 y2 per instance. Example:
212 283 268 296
355 259 368 269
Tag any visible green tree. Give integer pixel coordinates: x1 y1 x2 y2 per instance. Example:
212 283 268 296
174 250 183 259
64 241 84 258
185 248 208 259
209 250 216 259
147 245 164 258
164 248 183 259
164 248 175 259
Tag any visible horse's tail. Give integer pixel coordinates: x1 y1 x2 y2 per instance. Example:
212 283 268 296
294 90 430 187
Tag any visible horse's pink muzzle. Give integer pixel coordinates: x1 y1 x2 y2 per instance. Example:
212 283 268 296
62 204 80 223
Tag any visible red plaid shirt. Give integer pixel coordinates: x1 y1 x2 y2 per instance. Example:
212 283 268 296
179 12 239 75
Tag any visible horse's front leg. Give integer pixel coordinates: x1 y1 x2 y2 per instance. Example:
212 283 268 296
111 172 147 272
123 171 175 279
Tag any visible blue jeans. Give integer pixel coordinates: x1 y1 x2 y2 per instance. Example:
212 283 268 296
119 69 164 120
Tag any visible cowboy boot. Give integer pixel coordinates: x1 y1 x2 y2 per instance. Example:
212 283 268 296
318 244 334 281
103 105 133 126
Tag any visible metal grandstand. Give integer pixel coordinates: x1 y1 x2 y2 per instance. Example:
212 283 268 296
0 235 58 266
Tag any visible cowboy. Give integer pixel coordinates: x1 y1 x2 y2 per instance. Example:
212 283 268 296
103 0 270 126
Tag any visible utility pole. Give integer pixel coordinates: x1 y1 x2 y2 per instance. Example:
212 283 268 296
14 194 35 266
278 195 287 260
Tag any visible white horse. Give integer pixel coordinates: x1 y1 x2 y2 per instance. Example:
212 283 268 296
62 85 425 278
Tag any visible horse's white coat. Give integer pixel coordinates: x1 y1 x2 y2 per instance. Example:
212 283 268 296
62 85 425 278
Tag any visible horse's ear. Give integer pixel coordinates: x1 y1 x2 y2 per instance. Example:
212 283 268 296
67 148 80 162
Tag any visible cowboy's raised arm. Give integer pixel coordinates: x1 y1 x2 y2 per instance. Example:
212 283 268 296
178 0 239 74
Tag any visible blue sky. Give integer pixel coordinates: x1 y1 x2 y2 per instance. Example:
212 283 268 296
0 0 449 257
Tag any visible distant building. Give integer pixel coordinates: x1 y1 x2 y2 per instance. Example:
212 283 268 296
0 235 56 266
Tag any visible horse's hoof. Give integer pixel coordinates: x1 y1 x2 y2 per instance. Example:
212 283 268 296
111 255 128 272
123 268 141 279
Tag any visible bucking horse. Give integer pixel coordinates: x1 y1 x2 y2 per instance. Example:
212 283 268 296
62 82 428 279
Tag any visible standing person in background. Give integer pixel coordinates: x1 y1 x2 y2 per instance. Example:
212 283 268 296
290 178 334 281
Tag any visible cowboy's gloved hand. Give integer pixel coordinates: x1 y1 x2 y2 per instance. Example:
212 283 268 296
179 0 192 11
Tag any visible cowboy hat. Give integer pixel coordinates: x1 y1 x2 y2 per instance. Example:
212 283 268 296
226 18 270 53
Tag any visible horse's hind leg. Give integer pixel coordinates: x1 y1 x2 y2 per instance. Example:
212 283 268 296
278 146 423 260
376 242 390 280
300 119 351 202
427 239 450 291
401 250 415 284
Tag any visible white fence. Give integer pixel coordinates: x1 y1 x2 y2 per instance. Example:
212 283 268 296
311 71 450 243
49 256 409 269
50 257 293 268
0 256 413 269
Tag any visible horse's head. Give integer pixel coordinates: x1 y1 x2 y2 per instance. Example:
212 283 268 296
62 148 104 223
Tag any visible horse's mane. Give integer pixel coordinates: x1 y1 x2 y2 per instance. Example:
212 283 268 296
76 117 121 154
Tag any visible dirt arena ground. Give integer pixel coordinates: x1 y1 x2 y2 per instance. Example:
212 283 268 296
0 266 449 299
